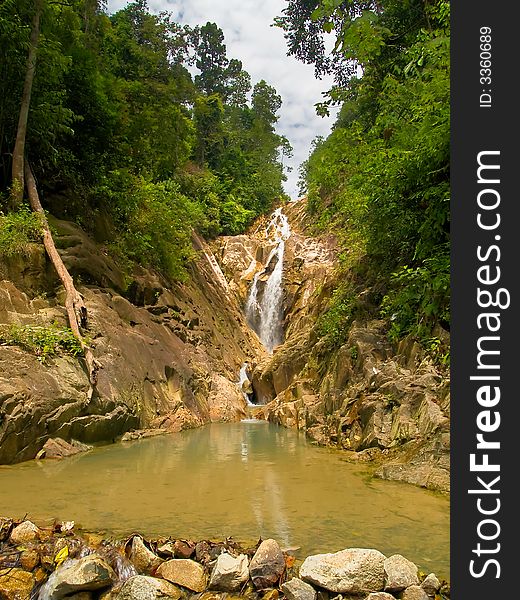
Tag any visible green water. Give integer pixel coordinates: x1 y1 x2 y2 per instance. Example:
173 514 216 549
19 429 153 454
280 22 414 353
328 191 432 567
0 421 449 577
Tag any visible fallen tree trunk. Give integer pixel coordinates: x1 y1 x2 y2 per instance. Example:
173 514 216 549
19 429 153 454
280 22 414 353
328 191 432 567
25 161 99 389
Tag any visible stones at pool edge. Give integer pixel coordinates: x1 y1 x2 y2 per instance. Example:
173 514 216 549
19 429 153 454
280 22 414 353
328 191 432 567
421 573 441 597
0 568 36 600
129 535 163 574
299 548 386 595
39 555 115 599
281 577 317 600
156 558 207 592
9 520 41 544
399 584 430 600
109 575 183 599
383 554 419 592
249 539 286 590
208 552 250 592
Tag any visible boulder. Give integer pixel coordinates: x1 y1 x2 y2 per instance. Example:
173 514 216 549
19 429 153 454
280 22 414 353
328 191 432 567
281 578 317 600
129 536 163 574
208 552 249 591
299 548 386 594
400 585 430 600
421 573 441 597
112 575 182 600
9 520 40 544
39 437 92 459
383 554 419 592
366 594 396 600
39 555 115 599
156 559 207 592
0 568 35 600
249 539 285 589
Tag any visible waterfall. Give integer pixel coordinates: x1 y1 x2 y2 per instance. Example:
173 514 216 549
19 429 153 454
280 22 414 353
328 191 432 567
245 208 290 353
238 362 254 406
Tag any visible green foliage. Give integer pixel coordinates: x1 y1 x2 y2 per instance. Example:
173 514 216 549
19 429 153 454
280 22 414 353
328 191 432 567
0 206 43 256
381 252 450 344
0 323 84 362
0 0 290 281
95 172 202 280
287 0 450 352
316 281 356 347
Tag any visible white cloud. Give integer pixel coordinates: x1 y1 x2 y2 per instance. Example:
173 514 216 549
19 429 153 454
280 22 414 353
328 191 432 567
107 0 337 199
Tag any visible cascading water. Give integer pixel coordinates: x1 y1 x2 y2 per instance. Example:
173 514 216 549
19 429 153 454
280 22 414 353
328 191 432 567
245 208 290 353
238 361 254 406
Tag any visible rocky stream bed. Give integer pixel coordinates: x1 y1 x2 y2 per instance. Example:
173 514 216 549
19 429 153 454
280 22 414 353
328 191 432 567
0 518 449 600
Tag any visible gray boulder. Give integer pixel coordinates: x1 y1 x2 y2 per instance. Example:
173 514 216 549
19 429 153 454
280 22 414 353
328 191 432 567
208 552 249 591
299 548 386 594
401 585 430 600
383 554 419 592
38 556 114 599
421 573 441 597
112 575 182 599
281 578 317 600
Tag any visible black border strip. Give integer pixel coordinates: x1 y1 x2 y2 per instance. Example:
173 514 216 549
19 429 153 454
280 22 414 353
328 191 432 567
451 1 519 596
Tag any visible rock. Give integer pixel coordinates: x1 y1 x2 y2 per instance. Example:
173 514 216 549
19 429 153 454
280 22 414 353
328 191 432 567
156 559 207 592
0 568 35 599
262 589 279 600
39 555 115 598
20 549 40 571
400 585 429 600
173 540 195 559
208 552 249 591
157 543 176 558
366 594 395 600
383 554 419 592
40 437 92 459
299 548 386 594
249 539 285 589
130 536 163 574
9 520 40 544
281 577 317 600
112 575 183 599
421 573 441 597
195 541 211 564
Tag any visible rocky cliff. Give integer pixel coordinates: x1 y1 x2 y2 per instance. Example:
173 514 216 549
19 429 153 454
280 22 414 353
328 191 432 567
213 199 450 493
1 201 450 492
0 218 265 464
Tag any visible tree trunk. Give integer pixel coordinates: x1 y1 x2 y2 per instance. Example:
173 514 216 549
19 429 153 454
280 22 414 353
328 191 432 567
11 0 43 208
25 162 99 389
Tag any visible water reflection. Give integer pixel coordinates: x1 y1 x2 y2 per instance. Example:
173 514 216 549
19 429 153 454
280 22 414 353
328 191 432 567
0 422 449 577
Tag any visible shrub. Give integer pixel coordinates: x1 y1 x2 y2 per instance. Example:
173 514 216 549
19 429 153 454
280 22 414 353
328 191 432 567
0 206 43 256
0 323 84 362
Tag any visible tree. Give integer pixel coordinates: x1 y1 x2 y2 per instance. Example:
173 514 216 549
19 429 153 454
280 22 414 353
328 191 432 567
193 22 229 97
10 0 43 207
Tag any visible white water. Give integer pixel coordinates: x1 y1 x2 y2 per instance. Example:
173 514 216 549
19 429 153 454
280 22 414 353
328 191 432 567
238 362 254 406
245 208 290 353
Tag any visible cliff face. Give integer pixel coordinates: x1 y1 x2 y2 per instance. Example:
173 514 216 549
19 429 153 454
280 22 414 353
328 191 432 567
0 218 265 464
1 201 450 492
214 199 450 493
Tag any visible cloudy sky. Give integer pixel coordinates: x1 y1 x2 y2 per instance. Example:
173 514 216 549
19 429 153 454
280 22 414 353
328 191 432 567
107 0 338 199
